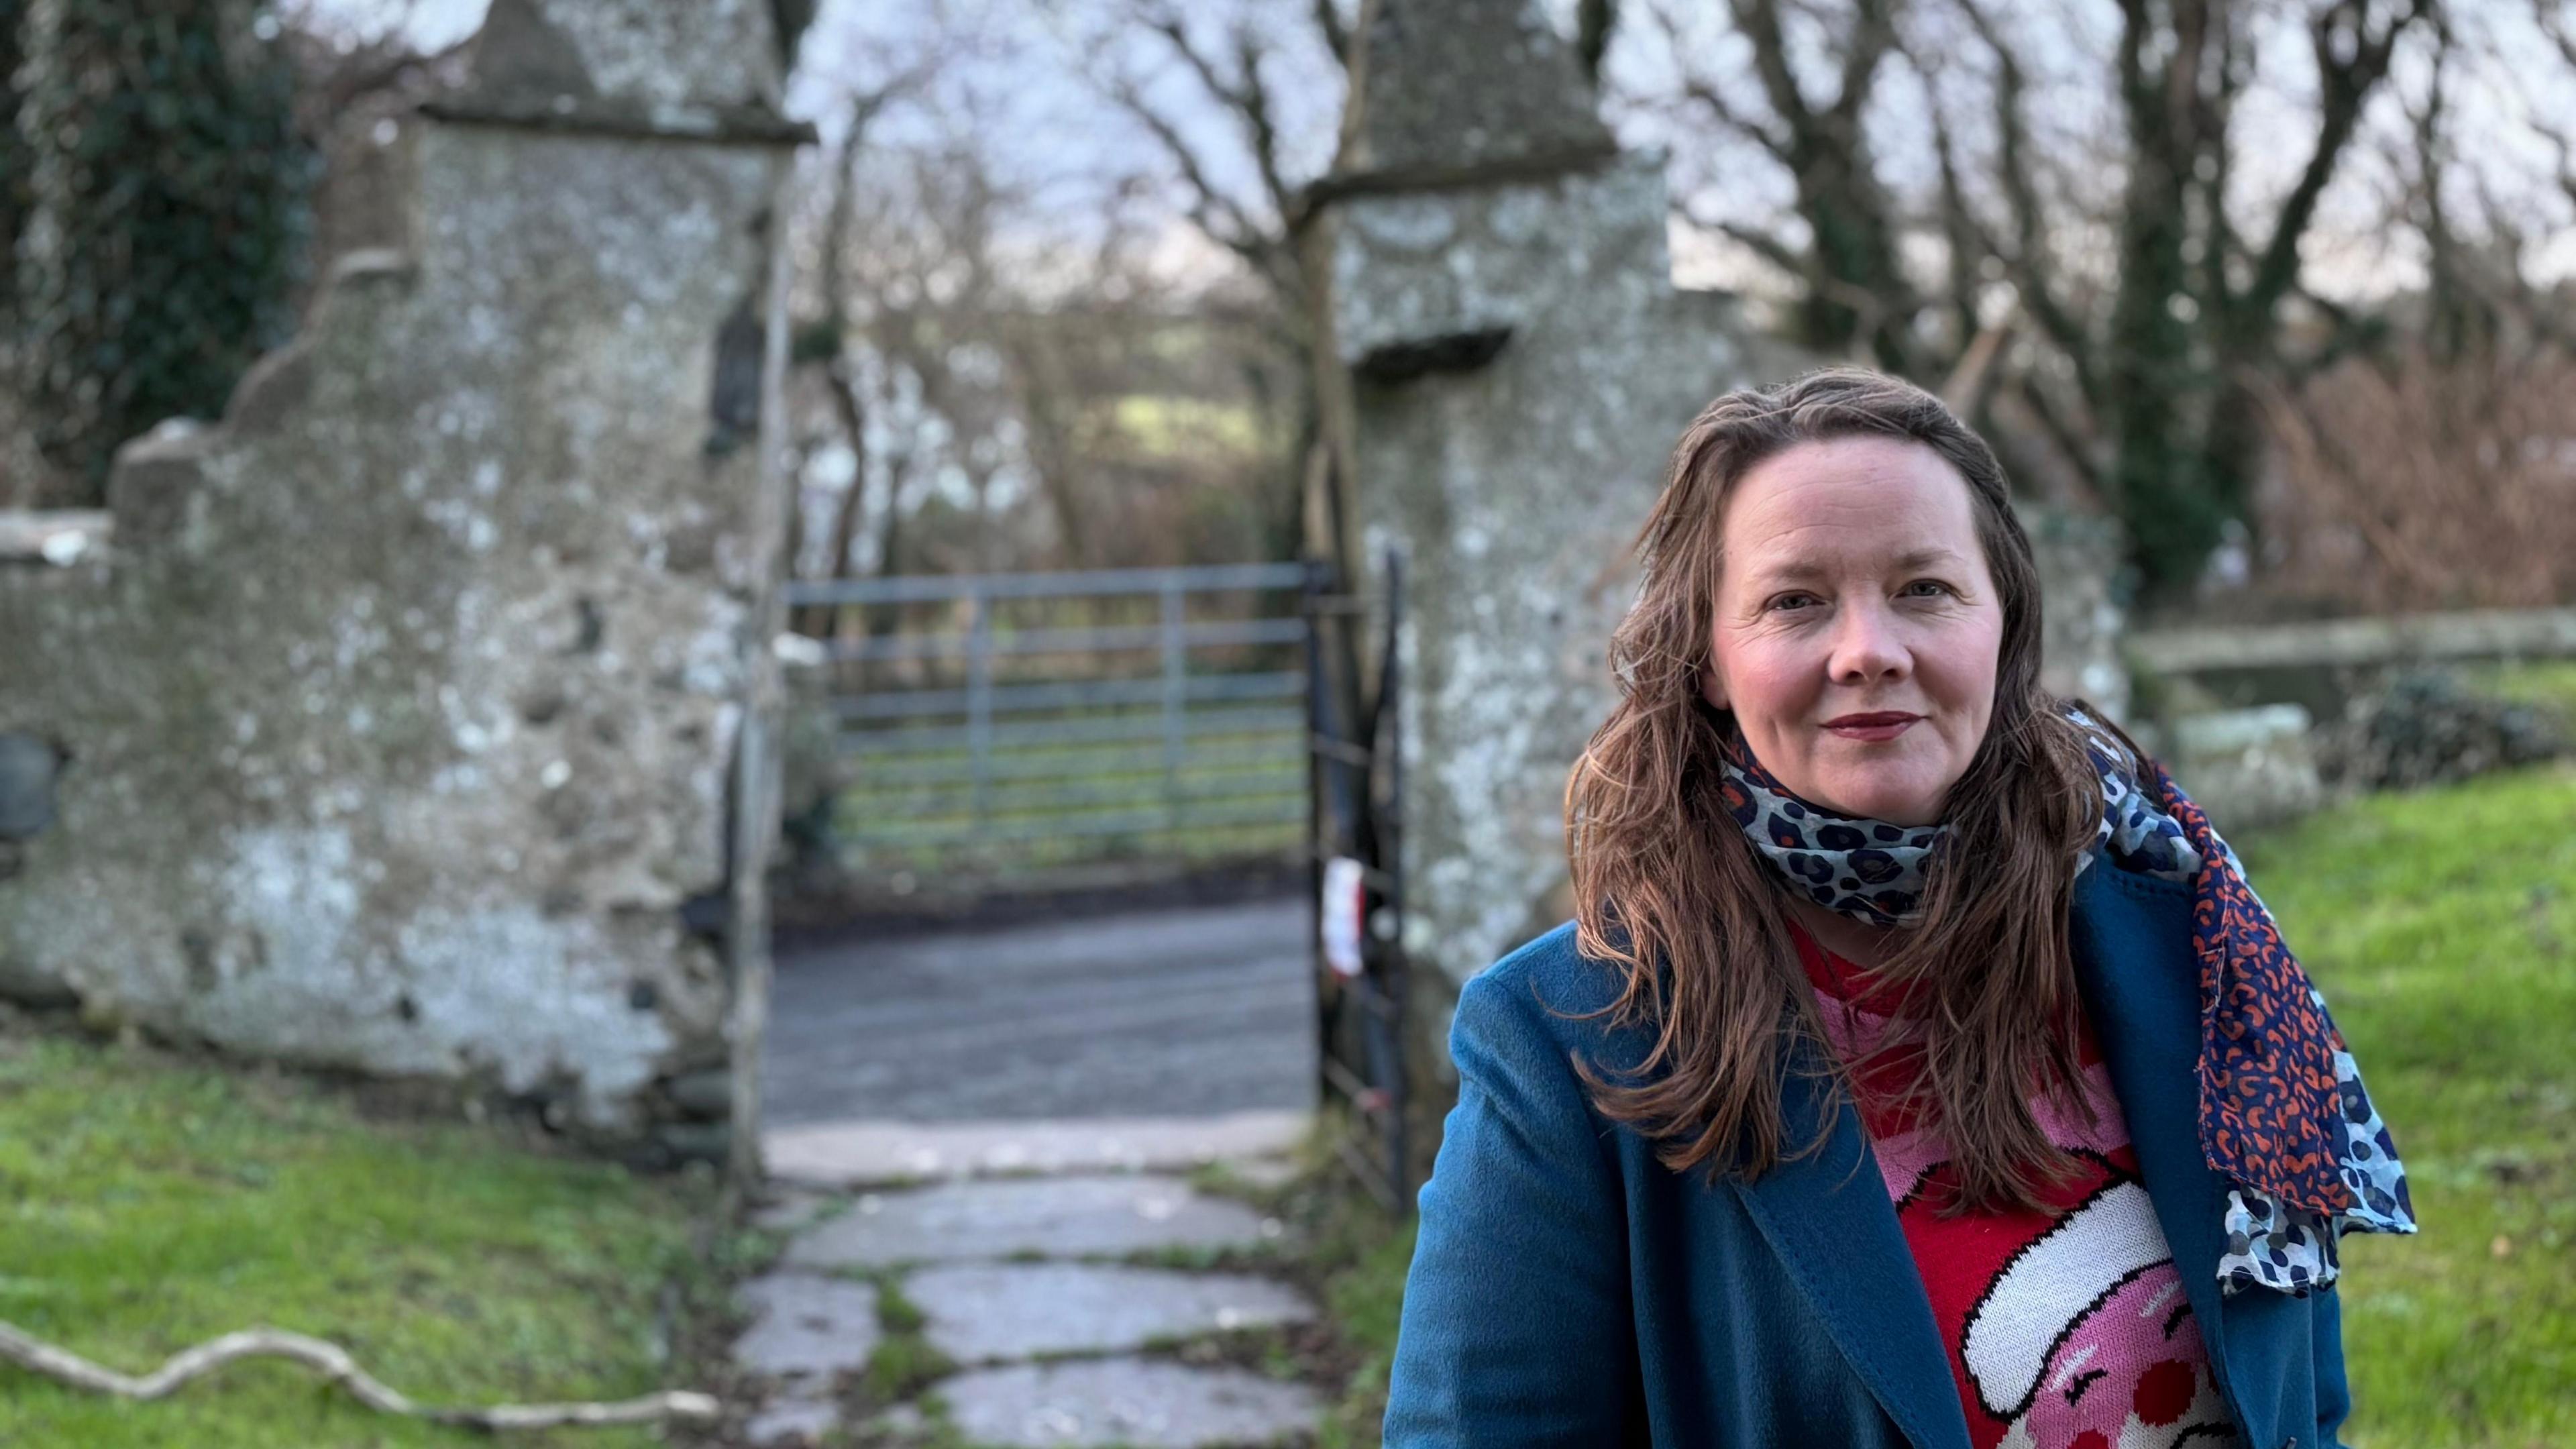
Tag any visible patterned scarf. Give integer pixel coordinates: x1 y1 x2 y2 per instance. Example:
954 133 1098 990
1717 705 2416 1295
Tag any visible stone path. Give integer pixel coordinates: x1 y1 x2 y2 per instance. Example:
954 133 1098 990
736 893 1326 1445
729 1161 1324 1447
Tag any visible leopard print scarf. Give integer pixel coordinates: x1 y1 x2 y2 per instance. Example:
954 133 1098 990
1717 704 2416 1296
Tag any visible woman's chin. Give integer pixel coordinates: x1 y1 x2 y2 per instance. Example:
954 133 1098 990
1811 775 1941 825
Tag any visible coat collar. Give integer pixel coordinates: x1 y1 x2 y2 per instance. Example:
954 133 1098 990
1728 847 2268 1449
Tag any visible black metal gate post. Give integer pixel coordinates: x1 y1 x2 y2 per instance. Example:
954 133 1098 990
1304 547 1413 1212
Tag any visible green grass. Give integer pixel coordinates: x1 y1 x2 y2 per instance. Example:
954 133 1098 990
861 1327 953 1405
824 700 1311 879
2237 757 2576 1447
1306 756 2576 1448
1101 393 1267 463
0 1034 713 1448
2460 659 2576 725
1314 1215 1415 1449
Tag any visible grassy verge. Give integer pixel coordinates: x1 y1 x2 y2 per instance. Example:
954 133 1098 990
1310 1211 1415 1447
1187 1150 1417 1448
0 1026 720 1448
1301 757 2576 1448
2237 757 2576 1447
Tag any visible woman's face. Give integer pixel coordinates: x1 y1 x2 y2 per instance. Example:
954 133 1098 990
1701 436 2006 826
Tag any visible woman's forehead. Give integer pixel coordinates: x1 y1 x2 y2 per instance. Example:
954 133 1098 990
1717 441 1986 577
1729 435 1972 509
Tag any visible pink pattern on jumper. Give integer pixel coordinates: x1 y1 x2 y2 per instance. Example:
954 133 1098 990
1806 966 2241 1449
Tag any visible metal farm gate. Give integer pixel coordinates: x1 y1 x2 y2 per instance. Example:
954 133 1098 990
784 555 1414 1208
785 564 1319 881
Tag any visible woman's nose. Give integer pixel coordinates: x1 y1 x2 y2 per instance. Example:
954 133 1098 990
1827 600 1909 683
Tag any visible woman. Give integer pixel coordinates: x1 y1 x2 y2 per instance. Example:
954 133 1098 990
1381 368 2412 1449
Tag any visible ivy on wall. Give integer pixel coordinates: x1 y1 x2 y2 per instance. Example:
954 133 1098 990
1 0 316 503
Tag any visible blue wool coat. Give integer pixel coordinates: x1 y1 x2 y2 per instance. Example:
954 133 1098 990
1383 845 2352 1449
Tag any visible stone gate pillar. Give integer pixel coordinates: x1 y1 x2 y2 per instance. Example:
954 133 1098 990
0 0 811 1175
1303 0 1790 1177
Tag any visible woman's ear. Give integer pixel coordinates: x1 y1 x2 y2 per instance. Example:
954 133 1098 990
1698 661 1728 712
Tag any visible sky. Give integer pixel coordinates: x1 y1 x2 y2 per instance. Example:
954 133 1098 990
296 0 484 50
298 0 2576 303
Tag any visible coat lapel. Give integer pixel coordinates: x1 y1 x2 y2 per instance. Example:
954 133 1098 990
2066 850 2275 1446
1733 1041 1973 1449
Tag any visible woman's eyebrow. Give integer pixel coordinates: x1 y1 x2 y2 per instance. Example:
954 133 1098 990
1754 547 1970 582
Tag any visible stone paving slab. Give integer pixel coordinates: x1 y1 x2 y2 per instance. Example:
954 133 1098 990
908 1261 1313 1362
764 1110 1311 1186
782 1173 1275 1270
934 1356 1322 1448
731 1271 881 1383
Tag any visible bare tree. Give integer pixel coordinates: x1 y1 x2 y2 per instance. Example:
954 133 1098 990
1649 0 2443 600
786 17 1311 633
1079 0 1351 566
2253 345 2576 612
1646 0 1924 373
792 68 932 639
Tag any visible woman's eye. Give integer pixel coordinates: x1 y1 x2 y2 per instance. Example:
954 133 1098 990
1904 580 1954 599
1768 593 1818 612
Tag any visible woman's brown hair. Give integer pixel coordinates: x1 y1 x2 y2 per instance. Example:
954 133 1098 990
1564 366 2131 1214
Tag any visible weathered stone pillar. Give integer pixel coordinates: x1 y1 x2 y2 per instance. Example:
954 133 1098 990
2026 504 2133 722
0 0 810 1173
1303 0 1792 1177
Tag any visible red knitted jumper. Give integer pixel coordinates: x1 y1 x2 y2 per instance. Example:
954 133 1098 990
1786 915 2243 1449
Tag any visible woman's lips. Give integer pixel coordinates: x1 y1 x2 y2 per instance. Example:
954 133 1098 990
1823 715 1920 742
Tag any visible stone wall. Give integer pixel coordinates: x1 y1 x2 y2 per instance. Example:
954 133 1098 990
0 0 806 1167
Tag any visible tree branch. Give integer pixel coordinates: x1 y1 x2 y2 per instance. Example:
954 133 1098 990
0 1320 716 1431
1829 0 1898 125
1314 0 1351 69
2241 0 2430 323
1104 68 1267 257
1957 0 2096 403
1104 5 1304 288
1635 0 1794 159
1227 21 1299 233
1927 83 1986 364
2536 0 2576 71
1703 212 1811 278
821 71 933 329
1577 0 1617 83
2010 367 2104 489
2193 0 2247 317
1677 74 1795 160
1728 0 1817 129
